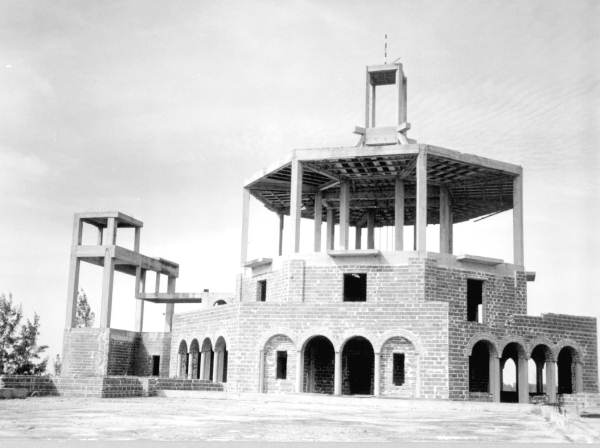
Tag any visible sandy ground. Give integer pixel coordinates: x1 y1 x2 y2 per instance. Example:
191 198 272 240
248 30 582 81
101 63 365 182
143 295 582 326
1 391 599 442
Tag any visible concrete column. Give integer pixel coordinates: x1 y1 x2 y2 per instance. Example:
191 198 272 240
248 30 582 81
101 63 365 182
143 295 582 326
106 216 117 245
295 350 303 393
134 269 146 332
518 356 529 404
397 67 407 124
188 355 194 380
258 349 265 393
334 350 342 395
374 352 381 396
326 208 334 250
364 66 371 128
164 276 176 333
370 84 376 127
278 213 284 256
440 186 453 254
416 150 427 252
355 226 362 249
394 178 404 251
65 216 83 329
490 355 500 402
134 227 141 252
314 192 322 252
367 210 375 249
97 225 103 245
339 182 350 250
575 362 583 393
212 352 220 382
199 352 206 380
513 174 524 266
99 247 114 328
536 360 544 394
240 188 250 266
546 361 557 402
290 158 303 253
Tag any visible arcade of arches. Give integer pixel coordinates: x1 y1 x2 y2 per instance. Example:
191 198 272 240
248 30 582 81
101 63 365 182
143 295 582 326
176 336 228 383
468 338 584 403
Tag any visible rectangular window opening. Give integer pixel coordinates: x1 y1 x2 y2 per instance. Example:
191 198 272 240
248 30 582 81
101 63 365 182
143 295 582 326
343 273 367 302
276 351 287 379
257 279 267 302
393 353 405 386
151 355 160 376
467 279 484 323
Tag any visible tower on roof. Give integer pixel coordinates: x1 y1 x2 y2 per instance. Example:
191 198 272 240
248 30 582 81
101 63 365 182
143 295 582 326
354 62 411 146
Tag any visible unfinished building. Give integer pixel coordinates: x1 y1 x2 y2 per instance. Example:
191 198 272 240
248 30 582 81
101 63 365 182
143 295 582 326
60 62 598 402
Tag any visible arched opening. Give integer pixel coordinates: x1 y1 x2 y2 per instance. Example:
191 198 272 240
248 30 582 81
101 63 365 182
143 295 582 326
558 346 579 394
530 344 552 396
469 340 495 398
214 336 228 383
200 338 213 381
177 340 188 378
380 336 417 397
500 342 526 403
263 334 295 393
342 336 374 395
213 300 227 306
303 336 335 394
189 339 200 379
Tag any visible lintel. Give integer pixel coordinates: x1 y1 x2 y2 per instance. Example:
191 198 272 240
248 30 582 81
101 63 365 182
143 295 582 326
456 254 504 266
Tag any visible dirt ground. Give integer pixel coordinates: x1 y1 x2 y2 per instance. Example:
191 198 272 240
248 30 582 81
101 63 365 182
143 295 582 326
1 391 599 442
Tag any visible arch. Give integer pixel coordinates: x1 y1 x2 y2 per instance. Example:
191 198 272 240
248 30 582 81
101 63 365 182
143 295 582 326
377 329 424 355
177 339 188 378
529 343 553 396
464 333 500 358
338 329 375 353
527 337 555 359
214 336 228 383
500 341 527 403
553 339 584 363
302 335 335 394
298 330 336 353
213 300 227 306
498 337 529 358
469 339 496 397
557 345 581 394
380 336 418 398
189 339 200 379
200 337 214 381
342 336 375 395
263 334 296 393
258 329 298 352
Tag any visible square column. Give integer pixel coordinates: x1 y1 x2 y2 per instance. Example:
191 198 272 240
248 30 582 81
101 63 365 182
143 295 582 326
439 186 453 254
416 150 427 251
134 269 146 332
295 350 303 393
394 178 404 251
374 352 381 396
518 355 529 404
513 174 524 266
65 216 83 329
164 276 176 333
326 208 335 250
99 217 117 328
290 158 303 253
313 192 322 252
334 350 342 395
199 352 206 380
258 350 265 392
546 361 557 402
339 182 350 250
278 213 284 256
490 355 500 402
355 226 362 249
240 188 250 266
367 210 375 249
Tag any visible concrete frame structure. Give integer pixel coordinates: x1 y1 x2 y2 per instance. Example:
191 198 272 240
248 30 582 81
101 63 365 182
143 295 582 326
61 62 597 404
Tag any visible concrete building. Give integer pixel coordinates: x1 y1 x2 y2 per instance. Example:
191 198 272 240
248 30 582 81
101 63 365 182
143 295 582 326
61 62 597 402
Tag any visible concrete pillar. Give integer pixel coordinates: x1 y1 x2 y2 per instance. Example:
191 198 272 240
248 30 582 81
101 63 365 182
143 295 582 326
188 354 194 380
278 213 284 256
373 352 381 396
199 351 206 380
513 174 524 266
355 226 362 249
240 188 250 266
397 66 407 124
290 158 303 253
518 356 529 404
295 349 303 393
575 362 583 393
416 150 427 252
440 186 453 254
65 217 82 329
334 350 342 395
490 355 500 402
394 178 404 251
370 84 376 127
134 227 141 252
164 276 176 333
258 349 265 393
367 210 375 249
536 360 544 394
99 246 115 328
212 351 220 382
326 208 334 250
134 269 146 332
314 192 322 252
339 182 350 250
364 66 371 128
546 361 557 402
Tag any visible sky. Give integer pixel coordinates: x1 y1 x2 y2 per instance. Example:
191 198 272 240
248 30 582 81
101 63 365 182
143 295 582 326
0 0 598 367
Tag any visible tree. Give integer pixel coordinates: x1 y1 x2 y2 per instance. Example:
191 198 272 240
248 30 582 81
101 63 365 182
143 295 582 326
75 289 95 328
0 293 47 375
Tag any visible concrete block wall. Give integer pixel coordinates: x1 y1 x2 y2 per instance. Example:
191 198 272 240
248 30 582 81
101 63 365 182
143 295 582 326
62 328 111 376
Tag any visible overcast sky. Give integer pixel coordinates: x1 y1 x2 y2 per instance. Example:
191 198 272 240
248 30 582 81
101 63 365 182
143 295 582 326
0 0 598 364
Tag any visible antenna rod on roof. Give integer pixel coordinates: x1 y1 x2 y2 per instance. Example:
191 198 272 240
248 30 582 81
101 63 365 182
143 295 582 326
384 34 388 64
